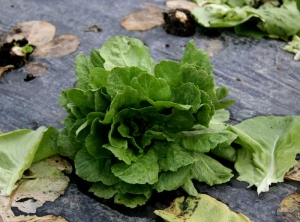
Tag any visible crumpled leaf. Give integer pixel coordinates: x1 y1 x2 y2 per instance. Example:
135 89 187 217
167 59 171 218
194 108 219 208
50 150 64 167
0 156 71 221
229 116 300 194
277 192 300 221
34 35 80 58
285 160 300 181
154 194 252 222
121 5 164 31
6 21 56 47
0 65 14 77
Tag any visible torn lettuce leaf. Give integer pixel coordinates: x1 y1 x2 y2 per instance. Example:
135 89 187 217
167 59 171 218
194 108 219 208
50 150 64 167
0 127 57 196
229 116 300 194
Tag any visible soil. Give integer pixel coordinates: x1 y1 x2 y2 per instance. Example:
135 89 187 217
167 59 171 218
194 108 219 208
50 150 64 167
163 9 196 37
0 38 33 70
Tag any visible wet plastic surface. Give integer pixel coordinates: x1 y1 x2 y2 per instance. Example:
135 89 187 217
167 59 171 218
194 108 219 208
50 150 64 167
0 0 300 221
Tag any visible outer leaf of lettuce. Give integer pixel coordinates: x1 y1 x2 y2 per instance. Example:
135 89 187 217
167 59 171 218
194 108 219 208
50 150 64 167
0 127 50 196
229 116 300 194
75 54 94 90
190 153 233 185
111 148 159 184
191 4 257 28
99 36 155 75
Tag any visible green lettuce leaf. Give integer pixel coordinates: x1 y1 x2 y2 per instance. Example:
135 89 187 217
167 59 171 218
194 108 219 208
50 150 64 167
229 116 300 194
57 36 234 207
0 127 56 196
154 194 252 222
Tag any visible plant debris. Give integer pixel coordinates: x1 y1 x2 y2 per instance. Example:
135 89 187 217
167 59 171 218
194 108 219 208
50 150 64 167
154 194 252 221
25 62 48 76
0 38 34 76
1 20 80 78
0 155 71 221
6 21 56 47
33 35 80 58
163 8 196 37
285 160 300 181
121 5 164 31
277 192 300 221
84 25 102 32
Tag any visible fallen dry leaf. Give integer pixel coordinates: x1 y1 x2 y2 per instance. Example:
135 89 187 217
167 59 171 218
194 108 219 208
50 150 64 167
166 0 198 11
277 192 300 221
0 156 71 221
121 5 164 31
154 194 253 222
26 62 48 76
0 65 14 77
285 160 300 181
33 35 80 58
6 21 56 47
85 25 102 32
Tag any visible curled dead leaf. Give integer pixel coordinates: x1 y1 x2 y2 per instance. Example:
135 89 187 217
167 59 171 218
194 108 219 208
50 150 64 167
277 192 300 221
0 65 14 77
285 160 300 181
33 35 80 58
166 0 199 11
6 21 56 47
26 62 48 76
84 25 102 32
121 5 164 31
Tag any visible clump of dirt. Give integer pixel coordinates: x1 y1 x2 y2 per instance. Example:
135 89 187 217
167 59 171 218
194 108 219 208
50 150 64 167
0 38 34 70
163 9 196 37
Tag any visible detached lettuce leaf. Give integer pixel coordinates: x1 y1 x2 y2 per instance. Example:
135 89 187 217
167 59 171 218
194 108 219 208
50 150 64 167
191 0 300 40
0 127 57 196
229 116 300 194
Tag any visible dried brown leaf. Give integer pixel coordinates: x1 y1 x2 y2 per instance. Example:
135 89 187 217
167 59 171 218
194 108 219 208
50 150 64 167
121 6 164 31
0 65 14 77
84 25 102 32
25 62 48 76
33 35 80 58
285 160 300 181
277 192 300 221
166 0 198 11
6 21 56 47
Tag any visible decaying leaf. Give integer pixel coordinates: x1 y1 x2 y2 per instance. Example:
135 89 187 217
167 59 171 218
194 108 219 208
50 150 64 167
121 5 164 31
285 160 300 181
277 192 300 221
33 35 80 58
154 194 253 222
166 0 199 11
0 65 14 77
6 21 56 47
84 25 102 32
0 156 71 221
25 62 48 76
1 210 67 222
